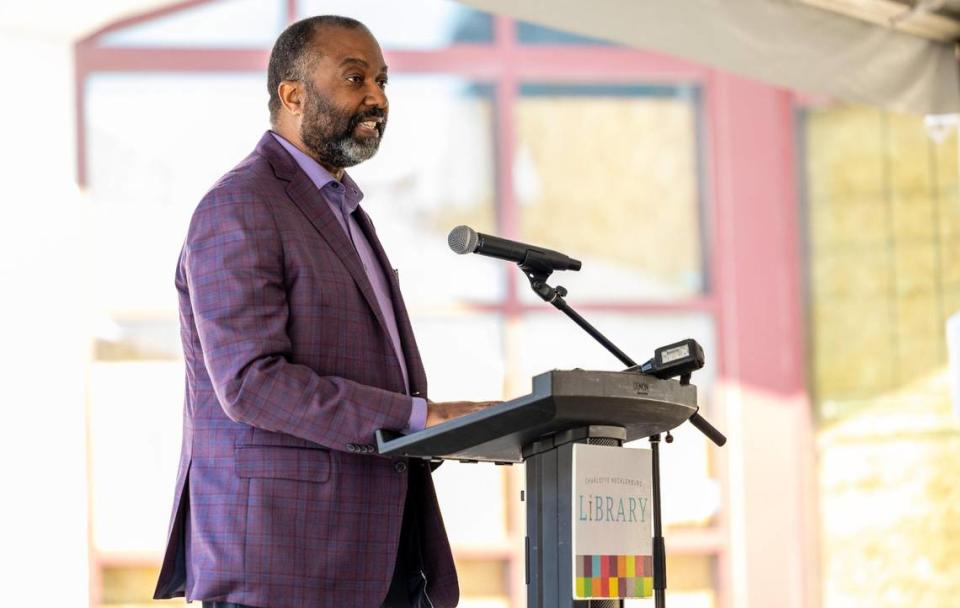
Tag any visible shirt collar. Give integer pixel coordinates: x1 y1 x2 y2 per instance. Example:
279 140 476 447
270 131 364 214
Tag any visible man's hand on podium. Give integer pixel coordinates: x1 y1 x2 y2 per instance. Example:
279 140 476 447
425 401 500 428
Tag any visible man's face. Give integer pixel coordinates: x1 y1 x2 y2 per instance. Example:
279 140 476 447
297 26 389 169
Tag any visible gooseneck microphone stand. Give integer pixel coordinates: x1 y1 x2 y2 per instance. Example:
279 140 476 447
519 253 727 608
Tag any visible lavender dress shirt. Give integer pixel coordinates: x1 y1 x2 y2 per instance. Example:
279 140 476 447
271 132 427 432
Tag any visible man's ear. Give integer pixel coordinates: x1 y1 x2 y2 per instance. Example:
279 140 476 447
278 80 304 117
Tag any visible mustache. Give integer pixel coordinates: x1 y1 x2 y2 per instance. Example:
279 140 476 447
348 107 387 130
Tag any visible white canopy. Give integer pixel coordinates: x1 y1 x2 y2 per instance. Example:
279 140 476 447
458 0 960 115
0 0 174 39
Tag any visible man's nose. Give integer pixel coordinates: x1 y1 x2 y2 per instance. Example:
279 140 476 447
364 82 388 110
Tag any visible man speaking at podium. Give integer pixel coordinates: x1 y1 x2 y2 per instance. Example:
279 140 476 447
153 15 493 608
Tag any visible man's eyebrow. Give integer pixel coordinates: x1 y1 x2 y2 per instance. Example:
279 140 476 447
339 57 388 73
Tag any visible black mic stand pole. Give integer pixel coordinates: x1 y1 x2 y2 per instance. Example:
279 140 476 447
520 258 725 608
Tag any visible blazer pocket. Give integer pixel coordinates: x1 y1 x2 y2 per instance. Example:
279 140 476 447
234 445 331 483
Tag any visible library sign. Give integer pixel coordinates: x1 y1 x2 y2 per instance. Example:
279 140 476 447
571 444 653 599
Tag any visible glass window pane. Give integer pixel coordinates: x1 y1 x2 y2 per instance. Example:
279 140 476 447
102 566 179 605
412 315 505 402
433 462 510 545
404 315 509 546
89 362 185 555
94 316 181 361
514 84 705 302
100 0 286 48
512 311 715 408
625 555 717 607
517 20 615 46
87 73 500 311
348 77 502 308
298 0 493 48
456 559 511 598
658 421 722 529
86 73 269 209
86 73 268 312
805 105 960 408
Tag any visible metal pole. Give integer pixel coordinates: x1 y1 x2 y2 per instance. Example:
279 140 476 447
651 434 666 608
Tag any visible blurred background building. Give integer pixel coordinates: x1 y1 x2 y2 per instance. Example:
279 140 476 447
0 1 957 607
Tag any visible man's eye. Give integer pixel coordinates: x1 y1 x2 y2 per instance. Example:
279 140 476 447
377 80 388 89
346 75 362 84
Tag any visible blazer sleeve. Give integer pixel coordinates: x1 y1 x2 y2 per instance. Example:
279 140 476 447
183 188 413 451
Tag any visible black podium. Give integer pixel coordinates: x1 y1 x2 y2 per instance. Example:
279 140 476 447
377 368 700 608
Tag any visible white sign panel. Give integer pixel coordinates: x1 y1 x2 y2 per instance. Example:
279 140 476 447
571 443 653 599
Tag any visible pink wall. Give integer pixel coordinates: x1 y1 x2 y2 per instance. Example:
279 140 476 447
708 72 818 607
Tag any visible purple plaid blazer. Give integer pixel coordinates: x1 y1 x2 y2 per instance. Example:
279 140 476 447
153 132 458 608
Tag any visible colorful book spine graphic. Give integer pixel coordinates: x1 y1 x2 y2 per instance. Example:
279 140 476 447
574 554 653 598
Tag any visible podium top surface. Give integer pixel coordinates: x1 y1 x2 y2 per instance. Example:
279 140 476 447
376 369 698 463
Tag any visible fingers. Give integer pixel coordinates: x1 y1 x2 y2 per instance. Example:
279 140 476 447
423 400 503 428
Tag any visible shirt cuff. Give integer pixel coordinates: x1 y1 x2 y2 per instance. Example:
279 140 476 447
405 397 428 433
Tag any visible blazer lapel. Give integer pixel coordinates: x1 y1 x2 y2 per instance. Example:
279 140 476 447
257 133 393 344
353 207 428 397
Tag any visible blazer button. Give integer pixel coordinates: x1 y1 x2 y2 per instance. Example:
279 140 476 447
393 460 408 473
346 443 357 452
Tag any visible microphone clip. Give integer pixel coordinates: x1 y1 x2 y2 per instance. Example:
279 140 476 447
520 258 567 304
519 249 564 277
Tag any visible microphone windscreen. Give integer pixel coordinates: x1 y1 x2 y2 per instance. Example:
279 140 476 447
448 225 479 254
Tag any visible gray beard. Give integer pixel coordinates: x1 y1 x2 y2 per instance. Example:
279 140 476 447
334 133 380 166
299 84 384 168
301 123 381 169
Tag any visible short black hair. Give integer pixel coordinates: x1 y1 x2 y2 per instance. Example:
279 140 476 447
267 15 365 123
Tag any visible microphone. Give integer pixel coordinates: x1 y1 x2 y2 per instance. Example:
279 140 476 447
448 225 582 272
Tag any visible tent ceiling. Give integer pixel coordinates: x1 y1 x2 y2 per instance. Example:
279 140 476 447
0 0 172 39
459 0 960 115
801 0 960 42
3 0 957 114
